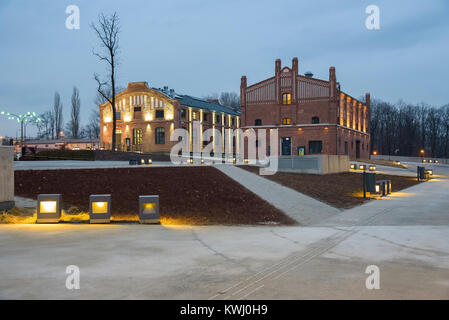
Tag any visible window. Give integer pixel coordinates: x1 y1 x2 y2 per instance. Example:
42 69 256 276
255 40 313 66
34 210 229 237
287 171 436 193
203 113 208 122
282 93 291 105
282 118 291 125
133 128 142 145
216 115 220 123
312 116 320 124
116 112 121 120
255 119 262 126
192 111 198 120
156 128 165 144
309 141 322 154
231 118 235 126
134 107 141 112
156 110 164 119
180 109 186 118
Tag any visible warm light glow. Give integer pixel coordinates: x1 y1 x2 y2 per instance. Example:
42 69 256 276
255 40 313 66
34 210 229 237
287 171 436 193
369 165 376 171
373 151 378 155
359 165 366 170
124 114 132 122
40 201 57 213
104 116 112 123
375 185 380 193
420 149 425 154
148 159 152 164
142 203 156 214
165 113 174 120
92 202 108 214
145 113 153 121
350 164 356 169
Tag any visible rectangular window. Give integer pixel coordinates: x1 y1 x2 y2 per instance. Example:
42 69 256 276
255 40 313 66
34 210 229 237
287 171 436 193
282 93 291 105
282 118 291 125
192 111 198 120
308 140 322 154
216 115 220 123
231 118 235 126
116 112 121 120
156 110 164 119
134 107 141 112
156 128 165 144
180 109 186 118
255 119 262 126
203 113 208 122
133 128 142 145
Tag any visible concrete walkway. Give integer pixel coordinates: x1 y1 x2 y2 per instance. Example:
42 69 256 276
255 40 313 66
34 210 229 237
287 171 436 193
216 165 341 225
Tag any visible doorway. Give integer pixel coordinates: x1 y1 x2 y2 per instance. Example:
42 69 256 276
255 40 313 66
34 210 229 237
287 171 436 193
281 137 291 156
356 140 361 159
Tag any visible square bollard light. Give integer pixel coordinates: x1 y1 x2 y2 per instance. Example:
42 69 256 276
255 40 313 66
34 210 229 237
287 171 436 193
139 195 159 224
350 163 356 170
435 160 439 164
359 164 366 170
37 194 62 223
369 165 376 172
428 159 433 163
89 194 111 224
422 159 427 163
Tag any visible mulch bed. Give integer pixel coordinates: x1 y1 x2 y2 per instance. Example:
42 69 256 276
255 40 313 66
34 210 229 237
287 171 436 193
14 167 295 225
240 166 421 209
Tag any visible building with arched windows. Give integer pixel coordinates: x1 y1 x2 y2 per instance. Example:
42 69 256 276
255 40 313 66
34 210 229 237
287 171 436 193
240 57 371 159
99 82 240 153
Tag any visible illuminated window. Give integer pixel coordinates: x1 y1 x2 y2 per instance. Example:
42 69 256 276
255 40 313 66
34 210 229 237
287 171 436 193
133 128 142 145
192 111 198 120
282 93 291 105
282 118 291 125
156 128 165 144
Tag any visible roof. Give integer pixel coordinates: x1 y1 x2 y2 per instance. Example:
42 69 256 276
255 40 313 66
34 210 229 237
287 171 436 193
176 95 240 116
22 139 99 144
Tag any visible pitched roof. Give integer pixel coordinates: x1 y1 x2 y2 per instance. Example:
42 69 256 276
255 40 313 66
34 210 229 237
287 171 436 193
176 95 240 116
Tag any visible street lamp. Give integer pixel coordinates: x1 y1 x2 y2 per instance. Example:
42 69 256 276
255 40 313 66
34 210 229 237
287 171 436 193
0 110 41 150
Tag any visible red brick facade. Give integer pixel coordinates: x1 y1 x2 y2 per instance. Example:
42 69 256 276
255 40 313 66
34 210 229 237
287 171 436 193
240 58 370 159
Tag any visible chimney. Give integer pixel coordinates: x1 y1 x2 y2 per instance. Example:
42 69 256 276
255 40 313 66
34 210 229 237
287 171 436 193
292 57 298 74
275 58 281 75
169 89 175 98
365 93 371 107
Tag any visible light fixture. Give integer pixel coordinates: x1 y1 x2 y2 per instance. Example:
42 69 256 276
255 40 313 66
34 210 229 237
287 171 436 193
426 169 433 176
244 159 249 164
428 159 433 163
148 159 152 165
369 165 376 172
37 194 62 223
201 159 205 164
359 164 366 170
350 164 356 170
233 157 236 164
422 159 427 163
89 194 111 224
141 159 145 165
139 195 159 224
435 160 439 164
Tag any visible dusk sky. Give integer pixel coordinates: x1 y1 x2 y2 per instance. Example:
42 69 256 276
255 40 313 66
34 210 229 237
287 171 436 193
1 0 448 137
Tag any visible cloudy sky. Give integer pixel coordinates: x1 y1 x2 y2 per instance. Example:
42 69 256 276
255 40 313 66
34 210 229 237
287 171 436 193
0 0 448 137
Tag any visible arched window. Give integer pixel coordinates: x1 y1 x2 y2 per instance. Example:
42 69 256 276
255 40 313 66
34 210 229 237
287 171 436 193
155 128 165 144
312 116 320 124
282 93 291 105
255 119 262 126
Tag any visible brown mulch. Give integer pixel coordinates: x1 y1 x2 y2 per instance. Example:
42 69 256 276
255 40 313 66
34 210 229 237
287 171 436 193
240 166 421 209
14 167 295 225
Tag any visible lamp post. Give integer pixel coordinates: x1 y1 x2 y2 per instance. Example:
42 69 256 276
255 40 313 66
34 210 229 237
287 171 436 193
0 110 41 151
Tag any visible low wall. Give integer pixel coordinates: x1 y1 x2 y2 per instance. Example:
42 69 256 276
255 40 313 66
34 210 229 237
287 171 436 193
0 146 14 211
277 155 349 174
371 155 449 165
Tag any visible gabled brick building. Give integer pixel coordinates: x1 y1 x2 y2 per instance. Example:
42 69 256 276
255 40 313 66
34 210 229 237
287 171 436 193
240 58 370 159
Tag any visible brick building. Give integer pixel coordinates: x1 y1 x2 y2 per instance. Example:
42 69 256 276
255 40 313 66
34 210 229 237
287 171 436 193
240 58 370 159
100 82 240 154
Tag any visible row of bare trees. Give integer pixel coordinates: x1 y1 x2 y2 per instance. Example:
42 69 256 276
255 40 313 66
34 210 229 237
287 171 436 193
36 87 100 140
370 99 449 158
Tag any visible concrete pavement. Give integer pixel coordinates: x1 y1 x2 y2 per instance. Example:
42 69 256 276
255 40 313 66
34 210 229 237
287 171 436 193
1 161 448 299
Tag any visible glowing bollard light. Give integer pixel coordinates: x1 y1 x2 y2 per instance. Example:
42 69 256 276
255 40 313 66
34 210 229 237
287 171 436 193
233 157 237 164
435 160 439 164
139 195 159 224
369 165 376 172
37 194 62 223
201 159 205 164
244 159 249 164
148 159 152 165
422 159 427 163
426 169 433 176
428 159 433 163
359 164 366 171
350 164 356 170
89 194 111 224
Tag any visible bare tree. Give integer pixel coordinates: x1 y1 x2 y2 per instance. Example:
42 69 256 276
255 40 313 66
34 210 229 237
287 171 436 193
53 92 64 139
219 92 240 111
91 12 120 150
66 86 81 138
